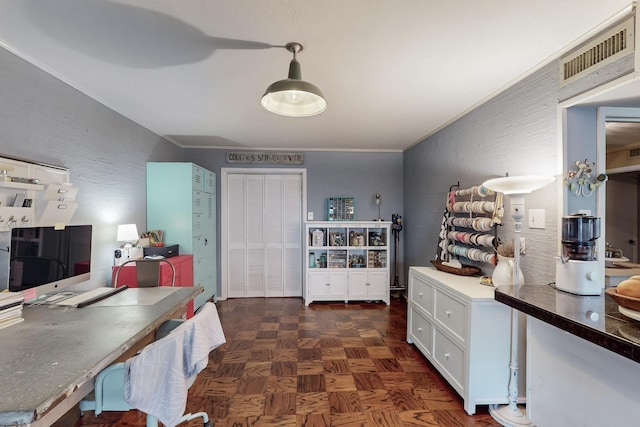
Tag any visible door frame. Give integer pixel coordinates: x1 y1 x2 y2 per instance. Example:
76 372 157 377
220 167 307 300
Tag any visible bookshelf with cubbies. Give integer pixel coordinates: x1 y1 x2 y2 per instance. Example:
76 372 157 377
304 221 391 306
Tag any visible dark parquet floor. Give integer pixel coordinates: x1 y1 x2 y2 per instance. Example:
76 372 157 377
77 297 500 427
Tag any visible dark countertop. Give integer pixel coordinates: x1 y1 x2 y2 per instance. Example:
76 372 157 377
494 285 640 363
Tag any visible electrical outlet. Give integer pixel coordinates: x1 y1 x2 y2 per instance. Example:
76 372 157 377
529 209 545 229
307 211 314 220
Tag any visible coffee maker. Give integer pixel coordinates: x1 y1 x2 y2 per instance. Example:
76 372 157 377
555 214 603 295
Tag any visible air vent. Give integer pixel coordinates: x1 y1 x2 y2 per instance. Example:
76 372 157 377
630 147 640 158
560 16 635 86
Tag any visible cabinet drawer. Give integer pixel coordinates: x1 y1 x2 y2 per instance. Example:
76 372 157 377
434 289 467 343
410 273 434 315
191 165 204 190
204 170 216 194
193 235 205 255
409 307 432 357
193 213 204 236
433 329 464 391
192 190 204 214
193 257 205 286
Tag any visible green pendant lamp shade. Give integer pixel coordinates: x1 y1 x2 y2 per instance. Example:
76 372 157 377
261 42 327 117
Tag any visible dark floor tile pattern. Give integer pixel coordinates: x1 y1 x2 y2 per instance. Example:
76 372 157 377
76 297 500 427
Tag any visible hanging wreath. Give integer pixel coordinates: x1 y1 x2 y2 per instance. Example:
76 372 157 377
564 159 607 197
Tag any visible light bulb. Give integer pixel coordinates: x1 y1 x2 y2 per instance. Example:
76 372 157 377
284 90 304 104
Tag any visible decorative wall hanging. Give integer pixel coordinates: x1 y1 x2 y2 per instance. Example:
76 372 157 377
564 159 607 197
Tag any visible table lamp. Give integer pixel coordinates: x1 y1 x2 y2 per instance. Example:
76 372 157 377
116 223 139 262
482 174 555 427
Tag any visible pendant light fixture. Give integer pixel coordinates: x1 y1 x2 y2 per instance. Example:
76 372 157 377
261 42 327 117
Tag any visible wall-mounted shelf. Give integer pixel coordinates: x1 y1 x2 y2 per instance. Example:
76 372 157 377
436 182 503 269
0 181 44 191
0 156 76 231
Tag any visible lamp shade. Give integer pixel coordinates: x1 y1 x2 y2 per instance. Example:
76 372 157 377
261 42 327 117
116 224 139 242
482 175 555 195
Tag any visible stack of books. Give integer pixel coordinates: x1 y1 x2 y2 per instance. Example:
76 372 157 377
0 291 25 330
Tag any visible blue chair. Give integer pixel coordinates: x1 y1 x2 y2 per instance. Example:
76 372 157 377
79 302 225 426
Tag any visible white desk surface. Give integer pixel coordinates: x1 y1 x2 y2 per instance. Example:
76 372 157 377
0 286 201 426
92 287 178 306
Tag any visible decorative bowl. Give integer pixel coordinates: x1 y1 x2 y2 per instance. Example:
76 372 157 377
605 287 640 313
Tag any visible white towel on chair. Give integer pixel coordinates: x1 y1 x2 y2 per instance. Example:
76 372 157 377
124 302 226 427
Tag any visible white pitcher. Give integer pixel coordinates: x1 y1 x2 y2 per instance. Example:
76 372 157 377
492 254 524 286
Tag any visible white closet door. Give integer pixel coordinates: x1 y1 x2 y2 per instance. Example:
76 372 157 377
265 175 284 296
247 175 266 297
283 175 302 296
223 169 304 299
227 174 247 298
264 174 303 297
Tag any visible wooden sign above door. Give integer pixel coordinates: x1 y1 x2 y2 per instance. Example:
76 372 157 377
225 151 304 165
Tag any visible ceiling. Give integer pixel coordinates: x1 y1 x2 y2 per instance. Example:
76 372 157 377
0 0 634 152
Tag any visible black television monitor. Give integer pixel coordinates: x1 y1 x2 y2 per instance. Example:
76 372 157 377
8 225 92 298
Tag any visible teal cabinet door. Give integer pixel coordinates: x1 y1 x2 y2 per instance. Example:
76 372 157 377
147 162 217 309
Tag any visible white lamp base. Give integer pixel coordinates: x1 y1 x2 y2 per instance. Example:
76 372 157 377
489 403 533 427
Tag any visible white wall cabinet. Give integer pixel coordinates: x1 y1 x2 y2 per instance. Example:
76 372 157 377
0 156 76 231
304 221 390 305
407 266 519 415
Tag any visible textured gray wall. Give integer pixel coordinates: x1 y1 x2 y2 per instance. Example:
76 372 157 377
0 48 184 286
404 61 560 286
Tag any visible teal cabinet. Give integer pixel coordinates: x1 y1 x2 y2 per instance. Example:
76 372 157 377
147 162 216 309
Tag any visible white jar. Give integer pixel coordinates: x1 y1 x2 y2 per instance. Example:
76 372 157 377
312 229 324 246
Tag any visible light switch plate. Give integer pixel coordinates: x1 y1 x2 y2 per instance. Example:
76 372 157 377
307 211 314 220
529 209 545 229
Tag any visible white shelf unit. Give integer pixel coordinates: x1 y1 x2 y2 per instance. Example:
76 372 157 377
406 266 521 415
0 156 75 231
304 221 390 306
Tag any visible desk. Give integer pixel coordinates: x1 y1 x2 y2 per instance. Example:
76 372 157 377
0 286 201 426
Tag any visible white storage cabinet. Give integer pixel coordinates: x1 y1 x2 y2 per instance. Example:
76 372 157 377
406 266 517 415
304 221 390 306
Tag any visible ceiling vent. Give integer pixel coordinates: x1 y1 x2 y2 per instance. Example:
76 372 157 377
560 16 635 86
